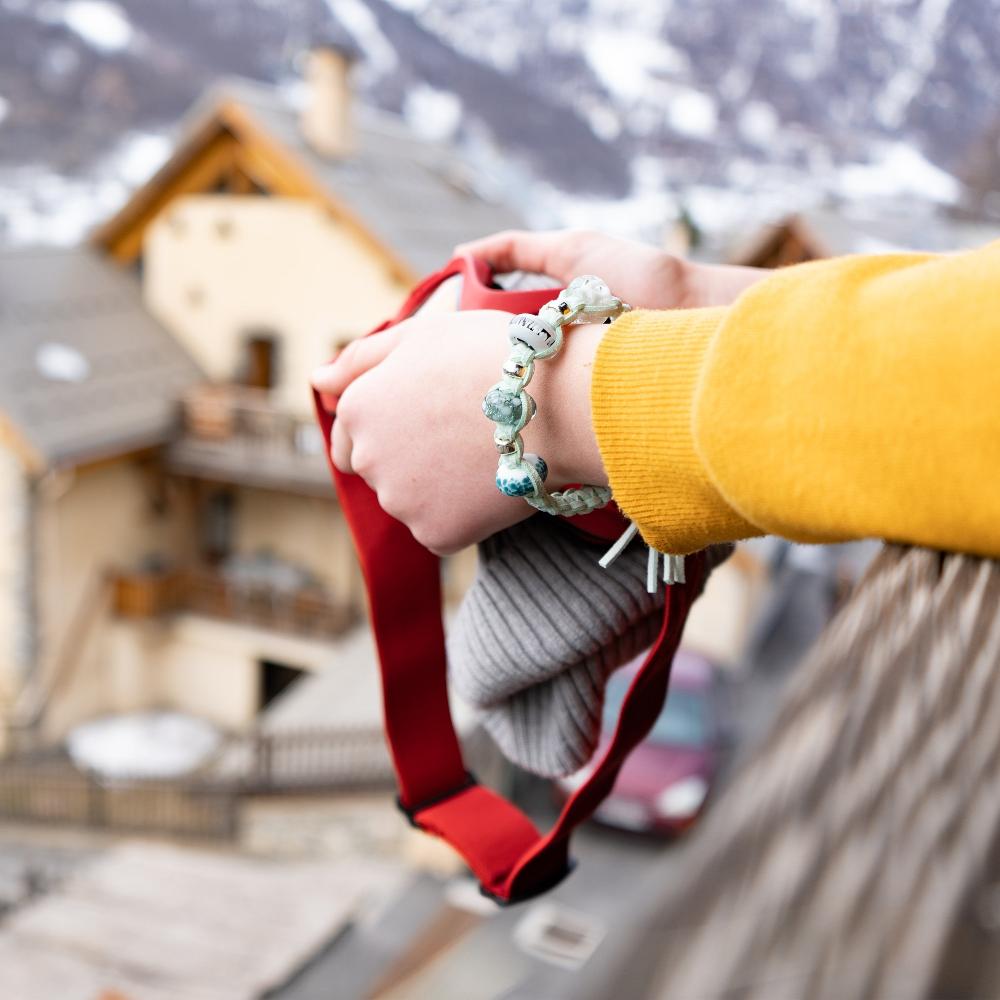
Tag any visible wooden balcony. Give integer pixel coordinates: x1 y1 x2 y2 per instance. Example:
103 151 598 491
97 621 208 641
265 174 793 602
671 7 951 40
167 383 333 496
112 564 358 640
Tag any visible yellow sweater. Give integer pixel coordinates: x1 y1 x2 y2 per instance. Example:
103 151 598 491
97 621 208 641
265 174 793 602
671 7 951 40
591 241 1000 558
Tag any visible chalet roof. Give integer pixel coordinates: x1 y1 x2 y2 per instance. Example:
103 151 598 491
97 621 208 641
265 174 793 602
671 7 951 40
0 246 201 469
216 78 522 277
732 206 1000 264
94 76 523 278
793 207 1000 255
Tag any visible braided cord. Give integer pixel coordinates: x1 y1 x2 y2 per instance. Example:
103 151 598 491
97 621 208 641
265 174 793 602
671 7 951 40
525 484 613 517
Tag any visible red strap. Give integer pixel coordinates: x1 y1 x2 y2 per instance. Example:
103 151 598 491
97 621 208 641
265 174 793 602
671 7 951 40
313 257 705 903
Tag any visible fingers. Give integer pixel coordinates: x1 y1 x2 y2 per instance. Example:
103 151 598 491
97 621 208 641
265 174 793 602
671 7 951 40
310 327 403 399
330 413 354 474
454 229 569 279
315 329 403 475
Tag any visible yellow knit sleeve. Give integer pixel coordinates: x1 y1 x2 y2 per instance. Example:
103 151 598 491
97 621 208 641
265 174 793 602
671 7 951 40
591 241 1000 558
591 307 758 553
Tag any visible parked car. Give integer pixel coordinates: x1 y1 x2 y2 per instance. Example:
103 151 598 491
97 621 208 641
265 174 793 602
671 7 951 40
556 650 727 835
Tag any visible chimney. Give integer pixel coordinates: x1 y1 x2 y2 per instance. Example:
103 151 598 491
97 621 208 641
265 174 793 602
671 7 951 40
300 36 359 158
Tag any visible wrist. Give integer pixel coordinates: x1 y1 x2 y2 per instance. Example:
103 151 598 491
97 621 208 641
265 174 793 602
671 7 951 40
591 307 757 553
534 323 608 488
682 260 770 308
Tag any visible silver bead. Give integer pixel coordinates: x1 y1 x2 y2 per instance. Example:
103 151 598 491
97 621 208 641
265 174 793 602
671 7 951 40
493 424 519 455
508 313 557 352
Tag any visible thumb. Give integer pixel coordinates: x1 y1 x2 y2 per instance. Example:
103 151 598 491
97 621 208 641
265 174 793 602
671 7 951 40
310 327 403 399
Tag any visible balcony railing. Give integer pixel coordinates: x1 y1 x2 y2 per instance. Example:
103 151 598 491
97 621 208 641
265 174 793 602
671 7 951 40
167 383 333 496
0 726 394 840
112 564 358 640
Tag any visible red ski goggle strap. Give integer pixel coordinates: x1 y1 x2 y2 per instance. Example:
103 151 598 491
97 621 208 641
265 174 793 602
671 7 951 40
313 255 705 904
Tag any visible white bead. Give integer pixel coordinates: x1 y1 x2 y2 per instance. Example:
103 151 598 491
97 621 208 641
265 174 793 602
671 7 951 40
564 275 627 322
508 313 557 352
566 275 612 305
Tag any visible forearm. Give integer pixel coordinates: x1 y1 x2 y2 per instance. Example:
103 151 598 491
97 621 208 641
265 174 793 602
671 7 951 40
680 260 770 307
541 260 769 491
593 241 1000 558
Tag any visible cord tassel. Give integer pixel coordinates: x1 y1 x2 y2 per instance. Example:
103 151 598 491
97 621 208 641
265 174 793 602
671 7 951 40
598 521 640 569
663 553 686 585
598 522 685 592
646 545 660 594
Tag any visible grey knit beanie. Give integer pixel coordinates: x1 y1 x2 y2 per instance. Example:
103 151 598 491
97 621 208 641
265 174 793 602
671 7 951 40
447 515 730 778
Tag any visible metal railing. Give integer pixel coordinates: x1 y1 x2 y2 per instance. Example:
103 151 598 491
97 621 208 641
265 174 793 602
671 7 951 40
0 726 394 840
208 725 394 793
0 761 239 840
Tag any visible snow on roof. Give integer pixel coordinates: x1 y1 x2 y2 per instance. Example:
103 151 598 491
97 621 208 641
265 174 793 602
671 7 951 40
66 711 222 780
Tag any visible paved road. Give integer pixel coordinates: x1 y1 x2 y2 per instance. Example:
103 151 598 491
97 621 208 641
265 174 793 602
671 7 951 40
272 635 810 1000
270 803 676 1000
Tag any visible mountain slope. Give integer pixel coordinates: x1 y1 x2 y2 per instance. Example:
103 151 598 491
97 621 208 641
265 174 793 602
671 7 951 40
0 0 998 246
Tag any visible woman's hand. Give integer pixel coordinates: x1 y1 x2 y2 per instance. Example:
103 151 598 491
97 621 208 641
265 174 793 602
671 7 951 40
312 310 607 555
455 229 768 309
312 229 769 554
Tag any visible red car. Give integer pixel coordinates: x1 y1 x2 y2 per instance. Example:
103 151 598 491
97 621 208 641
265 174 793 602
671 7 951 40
556 650 725 835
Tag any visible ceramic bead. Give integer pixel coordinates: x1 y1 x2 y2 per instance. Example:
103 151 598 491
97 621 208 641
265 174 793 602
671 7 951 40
496 453 548 498
482 388 523 424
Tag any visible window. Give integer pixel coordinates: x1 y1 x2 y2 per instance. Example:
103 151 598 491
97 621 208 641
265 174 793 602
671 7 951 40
242 331 278 389
201 489 235 563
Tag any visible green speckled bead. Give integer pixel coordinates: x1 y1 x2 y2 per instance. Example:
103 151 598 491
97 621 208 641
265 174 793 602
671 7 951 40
482 388 522 424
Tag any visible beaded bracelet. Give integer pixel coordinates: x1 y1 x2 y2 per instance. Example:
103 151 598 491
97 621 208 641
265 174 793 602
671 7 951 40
482 275 630 518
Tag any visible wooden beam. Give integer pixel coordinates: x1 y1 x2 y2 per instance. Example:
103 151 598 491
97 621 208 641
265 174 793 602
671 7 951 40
70 446 160 478
94 127 241 264
580 545 1000 1000
0 415 45 476
228 161 258 195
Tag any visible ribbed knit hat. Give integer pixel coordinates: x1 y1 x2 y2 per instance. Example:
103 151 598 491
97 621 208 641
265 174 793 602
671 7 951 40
447 515 730 777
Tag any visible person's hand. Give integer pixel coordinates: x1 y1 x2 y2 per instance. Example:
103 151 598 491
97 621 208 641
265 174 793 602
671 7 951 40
311 310 607 555
455 229 768 309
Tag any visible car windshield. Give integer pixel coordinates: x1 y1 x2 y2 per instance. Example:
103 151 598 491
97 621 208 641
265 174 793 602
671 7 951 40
602 676 710 748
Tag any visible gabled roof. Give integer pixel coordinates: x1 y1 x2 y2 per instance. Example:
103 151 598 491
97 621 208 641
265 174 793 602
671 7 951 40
93 77 523 280
0 246 201 470
732 207 1000 266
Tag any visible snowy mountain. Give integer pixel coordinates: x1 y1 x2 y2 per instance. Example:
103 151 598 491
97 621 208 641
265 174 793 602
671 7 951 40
1 0 998 247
